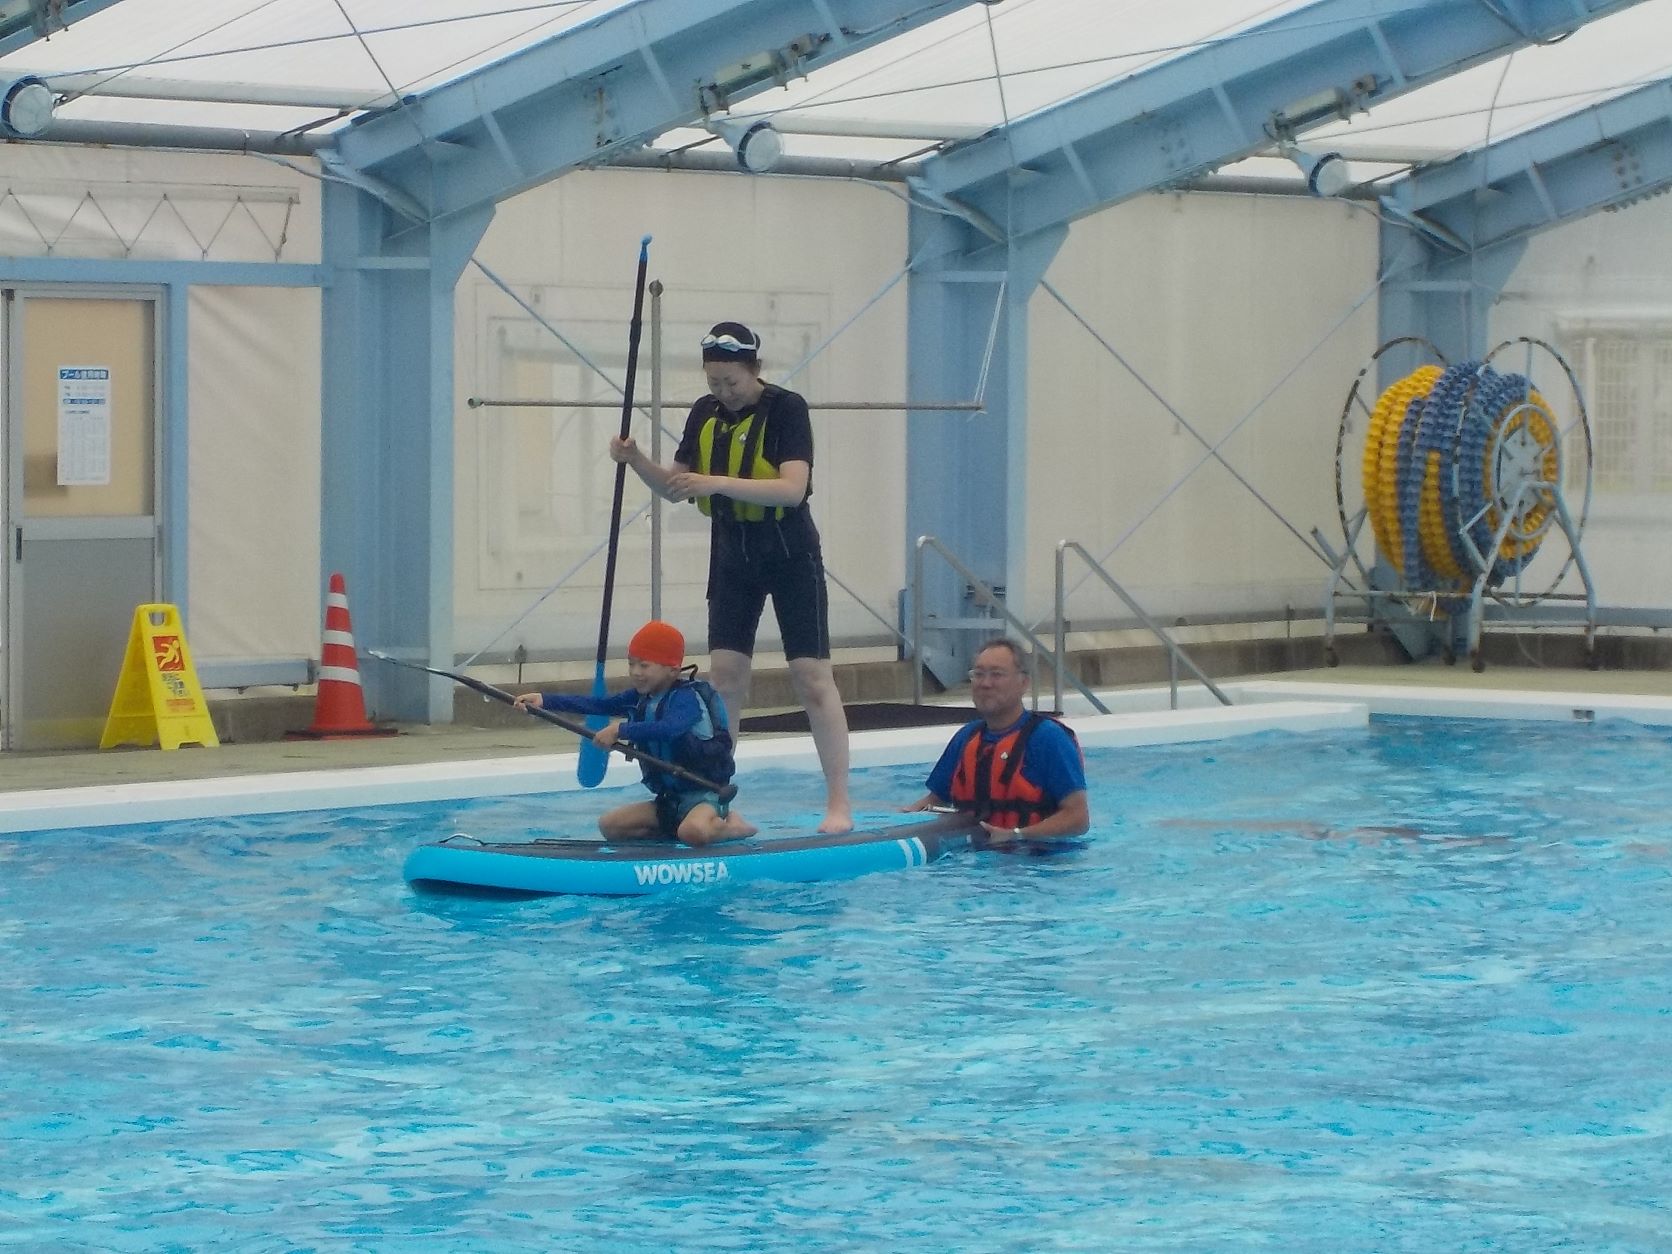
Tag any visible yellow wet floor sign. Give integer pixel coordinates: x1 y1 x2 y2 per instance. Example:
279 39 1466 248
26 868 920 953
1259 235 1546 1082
100 604 220 750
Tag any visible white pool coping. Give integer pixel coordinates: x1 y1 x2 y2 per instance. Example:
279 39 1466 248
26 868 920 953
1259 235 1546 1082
1 698 1366 835
11 680 1671 835
1230 679 1672 725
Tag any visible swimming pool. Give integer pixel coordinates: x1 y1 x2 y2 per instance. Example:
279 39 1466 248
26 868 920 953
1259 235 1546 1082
3 716 1668 1250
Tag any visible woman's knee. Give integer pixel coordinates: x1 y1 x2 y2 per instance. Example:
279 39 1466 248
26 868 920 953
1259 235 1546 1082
787 657 839 704
709 648 752 687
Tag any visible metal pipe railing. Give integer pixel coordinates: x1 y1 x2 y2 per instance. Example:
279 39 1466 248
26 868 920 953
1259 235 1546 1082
912 535 1108 713
467 397 985 411
1054 541 1233 711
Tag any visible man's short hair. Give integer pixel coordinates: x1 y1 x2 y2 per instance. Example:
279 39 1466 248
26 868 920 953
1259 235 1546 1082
974 637 1030 675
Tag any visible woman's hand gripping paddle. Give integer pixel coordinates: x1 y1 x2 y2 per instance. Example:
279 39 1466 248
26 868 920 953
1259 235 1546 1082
579 234 652 788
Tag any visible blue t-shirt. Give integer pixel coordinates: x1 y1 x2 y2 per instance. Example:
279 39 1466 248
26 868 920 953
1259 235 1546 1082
925 714 1086 808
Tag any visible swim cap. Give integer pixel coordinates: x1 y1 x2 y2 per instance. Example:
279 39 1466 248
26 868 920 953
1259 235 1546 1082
628 620 685 668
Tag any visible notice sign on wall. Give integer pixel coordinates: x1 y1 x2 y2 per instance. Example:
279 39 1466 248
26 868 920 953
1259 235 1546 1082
57 365 113 487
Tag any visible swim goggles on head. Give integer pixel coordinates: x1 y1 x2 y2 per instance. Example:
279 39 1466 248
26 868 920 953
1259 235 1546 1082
700 331 761 354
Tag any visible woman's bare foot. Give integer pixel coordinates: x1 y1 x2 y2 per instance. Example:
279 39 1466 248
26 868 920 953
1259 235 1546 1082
816 808 854 836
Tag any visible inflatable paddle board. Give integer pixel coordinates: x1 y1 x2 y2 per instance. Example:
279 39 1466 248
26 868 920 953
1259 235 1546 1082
404 818 982 897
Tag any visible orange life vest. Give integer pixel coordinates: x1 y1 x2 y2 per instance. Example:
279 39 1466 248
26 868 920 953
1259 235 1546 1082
949 712 1077 828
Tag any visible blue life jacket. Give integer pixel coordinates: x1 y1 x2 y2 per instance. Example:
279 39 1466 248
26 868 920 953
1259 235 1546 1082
631 677 735 794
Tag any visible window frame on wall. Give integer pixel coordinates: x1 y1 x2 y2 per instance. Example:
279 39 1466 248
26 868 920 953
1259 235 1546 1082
1560 320 1672 504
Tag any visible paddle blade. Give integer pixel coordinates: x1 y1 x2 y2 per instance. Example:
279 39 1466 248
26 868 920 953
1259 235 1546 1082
576 665 612 788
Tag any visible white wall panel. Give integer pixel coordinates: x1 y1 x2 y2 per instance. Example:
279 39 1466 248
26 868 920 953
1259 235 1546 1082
456 168 909 662
1027 193 1380 632
186 285 321 659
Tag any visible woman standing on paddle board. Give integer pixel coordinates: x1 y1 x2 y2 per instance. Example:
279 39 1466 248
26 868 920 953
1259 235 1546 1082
610 321 853 835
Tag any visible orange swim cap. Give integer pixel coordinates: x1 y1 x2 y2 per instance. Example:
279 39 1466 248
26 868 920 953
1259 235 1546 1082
627 620 684 668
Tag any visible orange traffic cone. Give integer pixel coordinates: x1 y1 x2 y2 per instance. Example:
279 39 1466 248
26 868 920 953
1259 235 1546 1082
286 572 398 740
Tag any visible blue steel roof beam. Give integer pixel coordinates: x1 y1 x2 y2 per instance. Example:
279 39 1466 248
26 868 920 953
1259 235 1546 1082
1523 162 1562 222
634 29 680 112
330 0 983 222
914 0 1648 240
1391 77 1672 252
0 0 130 57
808 0 849 47
476 105 525 183
1365 19 1410 89
1059 138 1098 207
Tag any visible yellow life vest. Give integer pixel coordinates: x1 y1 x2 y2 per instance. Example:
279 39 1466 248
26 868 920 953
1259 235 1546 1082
694 396 786 522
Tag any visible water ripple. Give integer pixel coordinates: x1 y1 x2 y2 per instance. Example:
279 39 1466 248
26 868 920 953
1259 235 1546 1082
2 717 1670 1249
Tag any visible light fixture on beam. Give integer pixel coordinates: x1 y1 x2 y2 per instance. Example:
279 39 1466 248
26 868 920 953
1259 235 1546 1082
1270 75 1378 140
1279 140 1352 198
710 117 784 174
1270 87 1351 138
699 34 825 113
0 75 57 139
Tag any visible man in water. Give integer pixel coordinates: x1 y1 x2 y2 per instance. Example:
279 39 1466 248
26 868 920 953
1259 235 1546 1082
906 637 1090 843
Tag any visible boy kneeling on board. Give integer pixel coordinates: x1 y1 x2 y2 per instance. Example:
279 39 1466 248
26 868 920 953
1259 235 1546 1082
514 621 756 846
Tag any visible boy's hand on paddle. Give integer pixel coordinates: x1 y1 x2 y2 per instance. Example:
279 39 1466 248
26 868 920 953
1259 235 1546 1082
513 692 543 712
592 721 623 750
608 435 638 465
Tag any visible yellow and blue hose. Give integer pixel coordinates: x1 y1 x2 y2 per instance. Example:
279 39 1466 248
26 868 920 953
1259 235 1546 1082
1362 362 1559 594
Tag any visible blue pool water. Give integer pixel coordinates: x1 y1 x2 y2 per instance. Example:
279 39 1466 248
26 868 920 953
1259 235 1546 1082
3 716 1670 1251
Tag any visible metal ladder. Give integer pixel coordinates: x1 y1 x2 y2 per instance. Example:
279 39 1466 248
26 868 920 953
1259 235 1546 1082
907 535 1231 712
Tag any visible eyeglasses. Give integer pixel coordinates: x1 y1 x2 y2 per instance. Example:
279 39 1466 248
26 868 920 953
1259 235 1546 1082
700 332 760 354
968 668 1021 682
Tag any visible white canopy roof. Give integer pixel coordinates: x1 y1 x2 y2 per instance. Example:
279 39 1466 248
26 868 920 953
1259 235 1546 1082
3 0 1668 181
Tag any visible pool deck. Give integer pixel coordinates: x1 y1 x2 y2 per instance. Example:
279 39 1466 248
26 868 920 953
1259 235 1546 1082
6 661 1672 833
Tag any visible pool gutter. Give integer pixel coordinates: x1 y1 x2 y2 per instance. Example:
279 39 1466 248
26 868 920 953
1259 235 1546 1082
1 699 1367 834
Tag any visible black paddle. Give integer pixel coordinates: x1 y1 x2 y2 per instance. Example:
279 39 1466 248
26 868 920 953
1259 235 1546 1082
579 233 653 788
366 650 737 803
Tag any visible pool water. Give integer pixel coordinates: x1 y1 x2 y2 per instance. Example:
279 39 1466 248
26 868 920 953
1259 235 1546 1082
3 716 1669 1251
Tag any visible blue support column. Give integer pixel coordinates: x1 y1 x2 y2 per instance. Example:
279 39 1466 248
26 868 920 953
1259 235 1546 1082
1377 227 1527 382
320 187 492 722
161 280 190 612
905 210 1065 684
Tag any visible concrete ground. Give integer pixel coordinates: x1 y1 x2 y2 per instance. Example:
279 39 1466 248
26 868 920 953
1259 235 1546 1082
6 656 1672 796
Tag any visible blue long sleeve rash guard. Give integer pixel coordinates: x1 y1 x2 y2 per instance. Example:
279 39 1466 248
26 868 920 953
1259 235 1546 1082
538 685 703 746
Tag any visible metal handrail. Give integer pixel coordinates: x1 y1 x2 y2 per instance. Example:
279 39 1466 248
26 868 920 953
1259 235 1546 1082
912 535 1108 713
1054 541 1233 711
